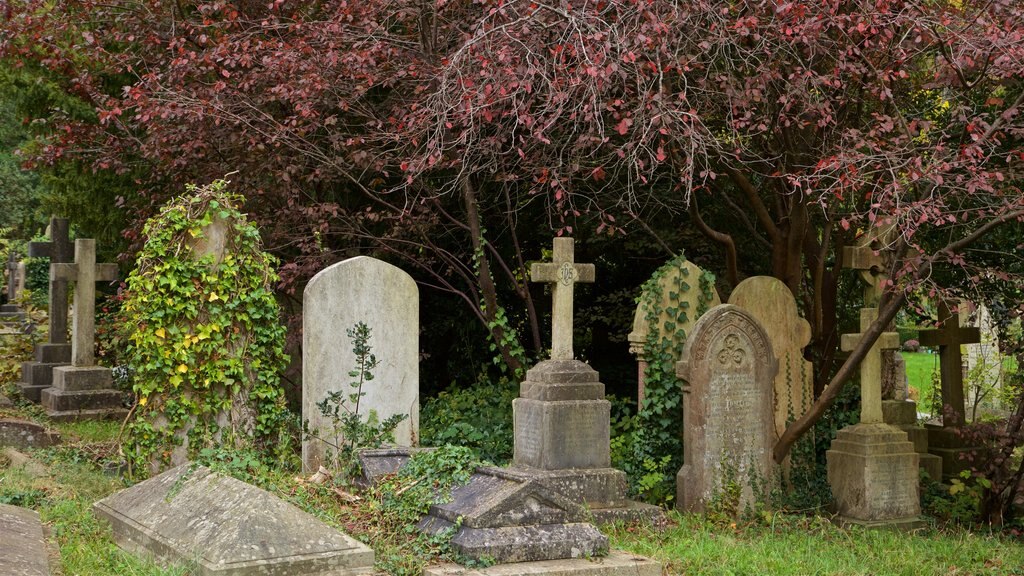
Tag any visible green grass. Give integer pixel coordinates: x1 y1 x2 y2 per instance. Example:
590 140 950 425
902 351 941 415
606 513 1024 575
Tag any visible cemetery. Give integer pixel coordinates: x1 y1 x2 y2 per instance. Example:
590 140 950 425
1 2 1024 575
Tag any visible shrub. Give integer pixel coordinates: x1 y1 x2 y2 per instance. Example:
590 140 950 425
420 375 517 464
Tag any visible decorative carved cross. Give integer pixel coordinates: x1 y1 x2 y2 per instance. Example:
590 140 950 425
919 300 980 426
28 218 74 345
530 237 595 361
5 252 19 303
842 237 886 305
841 307 901 424
51 239 119 367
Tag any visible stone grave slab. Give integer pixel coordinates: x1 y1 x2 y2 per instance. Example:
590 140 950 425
728 276 813 441
425 551 661 576
628 257 721 404
675 304 779 512
303 256 419 472
94 464 375 576
0 503 51 576
354 446 435 486
0 419 61 450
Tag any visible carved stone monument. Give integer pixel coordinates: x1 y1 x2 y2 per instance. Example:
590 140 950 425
40 239 126 420
303 256 419 472
628 257 721 404
827 236 921 528
418 238 661 566
920 299 982 480
728 276 812 441
0 252 23 320
18 217 74 402
675 304 778 512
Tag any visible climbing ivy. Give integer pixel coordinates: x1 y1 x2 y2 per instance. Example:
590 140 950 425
615 253 715 505
120 180 290 477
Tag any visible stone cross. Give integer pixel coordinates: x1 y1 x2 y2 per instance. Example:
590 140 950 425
51 239 118 367
28 218 74 345
919 300 980 426
842 240 886 305
5 252 18 303
841 307 901 424
530 238 595 361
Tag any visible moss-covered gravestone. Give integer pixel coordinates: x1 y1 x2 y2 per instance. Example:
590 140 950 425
121 181 289 476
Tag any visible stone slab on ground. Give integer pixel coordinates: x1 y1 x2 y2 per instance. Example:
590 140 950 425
94 464 375 576
424 550 661 576
0 393 13 408
0 503 51 576
355 447 436 487
2 448 49 478
0 419 61 449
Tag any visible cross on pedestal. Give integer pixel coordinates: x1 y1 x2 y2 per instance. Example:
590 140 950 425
842 239 886 305
52 239 118 367
29 218 74 345
530 237 595 361
841 307 901 424
919 300 980 426
5 252 19 303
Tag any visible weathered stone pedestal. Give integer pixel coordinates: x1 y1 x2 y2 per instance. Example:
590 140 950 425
926 424 982 482
882 400 942 482
826 423 922 529
17 343 71 403
0 304 25 322
41 366 126 421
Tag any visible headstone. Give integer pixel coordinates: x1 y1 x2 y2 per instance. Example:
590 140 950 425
827 299 921 527
0 504 52 576
303 256 419 472
18 217 74 402
0 419 61 450
418 239 661 567
3 251 19 309
964 303 1003 411
674 304 778 512
628 258 721 403
40 239 126 421
94 464 375 576
728 276 812 440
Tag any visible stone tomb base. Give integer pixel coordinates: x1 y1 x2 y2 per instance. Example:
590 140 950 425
41 365 127 421
425 550 662 576
926 424 984 482
17 343 72 403
418 467 609 564
826 423 922 529
95 464 375 576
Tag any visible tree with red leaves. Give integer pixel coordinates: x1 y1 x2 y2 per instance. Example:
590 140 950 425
3 0 1023 475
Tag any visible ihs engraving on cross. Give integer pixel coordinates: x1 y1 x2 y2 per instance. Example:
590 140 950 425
530 237 595 361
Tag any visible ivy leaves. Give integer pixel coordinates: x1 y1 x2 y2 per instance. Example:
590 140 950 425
120 180 290 477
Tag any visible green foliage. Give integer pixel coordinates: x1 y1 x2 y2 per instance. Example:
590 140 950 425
420 375 517 464
614 254 715 505
119 180 290 477
310 322 407 477
923 470 991 525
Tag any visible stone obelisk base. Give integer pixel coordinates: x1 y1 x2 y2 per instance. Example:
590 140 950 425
41 366 127 421
882 400 943 482
826 423 922 530
17 343 71 403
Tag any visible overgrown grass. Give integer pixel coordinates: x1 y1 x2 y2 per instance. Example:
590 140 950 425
606 513 1024 575
903 351 941 415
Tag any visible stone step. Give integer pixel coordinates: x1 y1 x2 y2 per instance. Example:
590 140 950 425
0 504 52 576
424 550 661 576
42 388 124 413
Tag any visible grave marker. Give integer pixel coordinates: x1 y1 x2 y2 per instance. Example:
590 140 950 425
4 251 18 306
40 239 125 420
18 217 74 402
729 276 812 440
675 304 778 512
303 256 419 472
0 504 51 576
94 464 375 576
919 300 979 426
530 237 595 361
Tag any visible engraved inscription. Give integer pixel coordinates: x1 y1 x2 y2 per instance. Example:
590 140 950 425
558 262 577 286
717 333 746 367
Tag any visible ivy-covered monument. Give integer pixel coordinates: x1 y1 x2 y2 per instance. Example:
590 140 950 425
120 181 290 476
